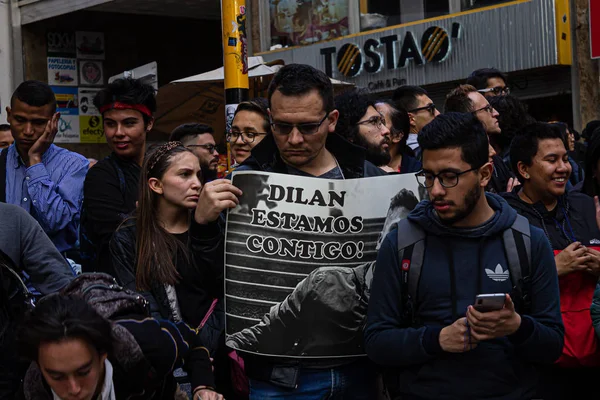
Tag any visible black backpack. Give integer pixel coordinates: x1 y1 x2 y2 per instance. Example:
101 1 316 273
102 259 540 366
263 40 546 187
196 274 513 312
396 214 533 325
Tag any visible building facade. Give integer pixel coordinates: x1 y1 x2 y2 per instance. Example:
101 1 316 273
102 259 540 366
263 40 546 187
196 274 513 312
256 0 574 125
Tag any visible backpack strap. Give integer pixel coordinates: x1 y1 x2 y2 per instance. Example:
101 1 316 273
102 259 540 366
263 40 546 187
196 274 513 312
0 149 8 203
396 219 426 325
503 214 532 314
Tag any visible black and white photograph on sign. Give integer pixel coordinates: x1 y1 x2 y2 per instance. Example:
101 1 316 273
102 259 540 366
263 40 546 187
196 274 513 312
78 88 101 115
76 31 105 59
79 60 104 87
224 171 424 358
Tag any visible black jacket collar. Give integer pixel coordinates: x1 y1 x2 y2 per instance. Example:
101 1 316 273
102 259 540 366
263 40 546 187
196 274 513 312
242 133 371 179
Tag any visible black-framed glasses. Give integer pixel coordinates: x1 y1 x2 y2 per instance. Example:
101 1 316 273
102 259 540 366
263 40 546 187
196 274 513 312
226 130 267 144
478 86 510 96
472 104 495 115
408 103 437 115
187 144 218 153
356 115 386 130
270 113 329 135
415 166 482 188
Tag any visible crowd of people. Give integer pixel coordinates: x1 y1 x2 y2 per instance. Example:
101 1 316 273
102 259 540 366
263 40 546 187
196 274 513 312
0 62 599 400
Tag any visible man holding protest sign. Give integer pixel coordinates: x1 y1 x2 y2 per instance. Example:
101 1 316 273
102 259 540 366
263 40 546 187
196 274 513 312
232 63 386 398
365 113 564 399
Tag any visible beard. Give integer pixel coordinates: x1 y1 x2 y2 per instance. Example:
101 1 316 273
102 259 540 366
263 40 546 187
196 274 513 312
201 164 218 183
436 183 482 226
354 134 391 166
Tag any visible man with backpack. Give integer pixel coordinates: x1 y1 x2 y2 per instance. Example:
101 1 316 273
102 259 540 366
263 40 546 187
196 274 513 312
365 113 564 400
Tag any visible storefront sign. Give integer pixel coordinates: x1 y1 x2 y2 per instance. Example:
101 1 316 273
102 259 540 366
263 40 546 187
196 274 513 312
320 23 461 79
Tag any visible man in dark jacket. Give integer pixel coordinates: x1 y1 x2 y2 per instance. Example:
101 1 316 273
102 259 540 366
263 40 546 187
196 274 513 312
0 202 74 399
501 122 600 399
231 63 386 398
333 88 391 170
444 84 517 193
365 113 564 400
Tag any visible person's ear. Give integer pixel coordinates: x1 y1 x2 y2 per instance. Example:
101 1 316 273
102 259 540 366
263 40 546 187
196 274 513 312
148 177 163 195
479 162 494 187
517 161 530 180
5 107 11 122
146 118 154 132
408 113 417 131
327 109 339 133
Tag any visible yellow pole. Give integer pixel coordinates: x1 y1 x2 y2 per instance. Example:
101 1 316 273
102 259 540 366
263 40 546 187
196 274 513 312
221 0 249 173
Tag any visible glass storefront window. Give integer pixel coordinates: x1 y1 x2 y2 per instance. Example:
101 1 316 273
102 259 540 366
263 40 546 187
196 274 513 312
359 0 516 33
270 0 350 47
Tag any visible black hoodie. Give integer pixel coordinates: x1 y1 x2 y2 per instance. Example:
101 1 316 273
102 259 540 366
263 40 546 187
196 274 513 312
502 191 600 367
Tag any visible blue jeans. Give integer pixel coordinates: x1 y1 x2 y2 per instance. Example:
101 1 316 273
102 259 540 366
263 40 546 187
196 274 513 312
249 362 377 399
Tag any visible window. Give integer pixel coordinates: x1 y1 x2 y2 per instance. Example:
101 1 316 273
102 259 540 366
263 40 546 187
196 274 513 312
270 0 350 47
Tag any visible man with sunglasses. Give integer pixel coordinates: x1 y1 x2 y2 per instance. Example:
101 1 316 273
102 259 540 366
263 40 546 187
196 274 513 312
392 86 440 159
365 112 564 400
234 63 385 399
333 88 392 170
445 84 518 193
170 123 220 182
466 68 510 98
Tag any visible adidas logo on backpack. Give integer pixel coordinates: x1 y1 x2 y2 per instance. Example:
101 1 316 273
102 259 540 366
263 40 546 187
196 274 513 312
485 264 509 282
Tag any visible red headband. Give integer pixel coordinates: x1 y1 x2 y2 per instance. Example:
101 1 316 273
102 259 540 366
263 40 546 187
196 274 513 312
99 101 152 117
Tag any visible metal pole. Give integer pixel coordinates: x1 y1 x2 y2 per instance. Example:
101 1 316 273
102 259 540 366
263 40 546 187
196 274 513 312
221 0 249 172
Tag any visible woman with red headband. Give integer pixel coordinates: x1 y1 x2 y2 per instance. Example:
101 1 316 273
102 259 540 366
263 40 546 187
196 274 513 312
80 78 156 275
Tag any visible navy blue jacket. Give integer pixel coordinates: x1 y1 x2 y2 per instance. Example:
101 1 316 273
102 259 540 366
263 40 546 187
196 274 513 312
365 193 564 400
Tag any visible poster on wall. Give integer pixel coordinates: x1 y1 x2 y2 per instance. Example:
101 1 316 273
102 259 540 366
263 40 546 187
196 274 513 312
270 0 349 46
46 32 76 56
52 87 78 114
80 115 105 143
54 115 80 143
79 60 104 87
78 88 101 115
224 171 424 358
47 57 78 86
76 31 105 60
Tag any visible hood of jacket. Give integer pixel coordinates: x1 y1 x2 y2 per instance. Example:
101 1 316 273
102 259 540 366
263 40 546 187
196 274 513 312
407 192 517 238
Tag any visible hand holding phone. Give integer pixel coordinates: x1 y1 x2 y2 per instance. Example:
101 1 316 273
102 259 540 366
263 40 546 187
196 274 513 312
467 294 521 340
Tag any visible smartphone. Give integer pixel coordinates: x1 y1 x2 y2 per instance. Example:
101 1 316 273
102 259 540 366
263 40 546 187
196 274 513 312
474 293 506 312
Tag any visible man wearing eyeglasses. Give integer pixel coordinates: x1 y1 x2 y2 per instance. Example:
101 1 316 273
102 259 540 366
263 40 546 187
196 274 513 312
445 84 518 194
365 112 564 400
233 63 385 399
169 123 220 182
466 68 510 98
333 88 392 170
392 86 440 159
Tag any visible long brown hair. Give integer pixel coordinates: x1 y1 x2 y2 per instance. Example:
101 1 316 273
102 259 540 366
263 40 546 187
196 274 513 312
135 141 195 291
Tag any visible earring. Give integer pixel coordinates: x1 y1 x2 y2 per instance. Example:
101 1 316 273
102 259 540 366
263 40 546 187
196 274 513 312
524 174 529 179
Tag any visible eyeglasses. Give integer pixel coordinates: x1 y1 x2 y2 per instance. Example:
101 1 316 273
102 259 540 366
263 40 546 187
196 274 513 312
408 103 437 115
478 86 510 96
226 130 267 144
415 166 482 188
356 115 386 130
187 144 218 153
472 104 495 115
270 113 329 135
